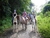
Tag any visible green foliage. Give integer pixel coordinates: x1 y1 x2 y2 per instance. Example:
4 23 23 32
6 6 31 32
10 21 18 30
42 1 50 14
44 11 50 17
37 1 50 38
0 0 31 17
37 12 50 38
48 1 50 4
0 17 12 34
0 0 31 34
3 5 11 17
9 0 31 14
43 4 50 14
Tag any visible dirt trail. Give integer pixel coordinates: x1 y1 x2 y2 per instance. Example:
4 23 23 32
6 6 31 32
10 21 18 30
0 24 41 38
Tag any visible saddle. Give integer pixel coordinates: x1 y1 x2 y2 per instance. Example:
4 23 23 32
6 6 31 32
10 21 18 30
23 16 28 20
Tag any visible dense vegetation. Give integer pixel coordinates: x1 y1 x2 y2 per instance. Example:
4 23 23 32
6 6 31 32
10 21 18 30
42 1 50 14
0 0 31 34
37 1 50 38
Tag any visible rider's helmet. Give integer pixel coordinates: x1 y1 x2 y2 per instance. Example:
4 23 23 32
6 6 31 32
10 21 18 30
13 9 17 16
14 10 16 13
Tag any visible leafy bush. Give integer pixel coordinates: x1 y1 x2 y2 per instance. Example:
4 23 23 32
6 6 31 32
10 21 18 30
44 11 50 17
0 17 12 34
37 15 50 38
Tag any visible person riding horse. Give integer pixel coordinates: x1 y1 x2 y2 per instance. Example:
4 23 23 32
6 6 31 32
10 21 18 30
22 11 28 20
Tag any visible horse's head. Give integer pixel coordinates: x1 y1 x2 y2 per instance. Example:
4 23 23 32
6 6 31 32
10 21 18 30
16 15 20 20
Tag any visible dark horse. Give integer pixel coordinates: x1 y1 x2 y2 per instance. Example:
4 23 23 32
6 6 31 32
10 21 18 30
16 15 27 30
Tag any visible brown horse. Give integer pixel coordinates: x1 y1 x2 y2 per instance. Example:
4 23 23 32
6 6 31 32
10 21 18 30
26 14 32 24
16 15 27 30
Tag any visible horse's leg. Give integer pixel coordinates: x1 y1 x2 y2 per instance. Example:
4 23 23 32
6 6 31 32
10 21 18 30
16 23 18 33
22 23 24 30
22 23 27 30
21 21 24 30
25 21 27 30
13 22 18 33
32 20 36 32
25 24 27 30
32 23 34 31
34 23 36 32
30 19 31 24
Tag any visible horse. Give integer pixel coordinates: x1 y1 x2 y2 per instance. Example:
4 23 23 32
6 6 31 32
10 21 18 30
26 14 31 24
12 13 18 33
27 14 36 32
31 15 36 32
16 15 27 30
26 14 34 24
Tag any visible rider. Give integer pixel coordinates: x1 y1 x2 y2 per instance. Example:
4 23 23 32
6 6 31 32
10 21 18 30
22 11 27 19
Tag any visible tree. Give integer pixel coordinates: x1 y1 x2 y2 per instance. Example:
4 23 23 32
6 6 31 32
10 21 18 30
9 0 31 14
48 1 50 4
43 4 50 14
29 2 34 12
0 0 31 17
0 0 31 26
42 1 50 14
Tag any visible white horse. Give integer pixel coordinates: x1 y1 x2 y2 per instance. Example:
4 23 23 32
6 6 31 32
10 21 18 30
29 14 36 32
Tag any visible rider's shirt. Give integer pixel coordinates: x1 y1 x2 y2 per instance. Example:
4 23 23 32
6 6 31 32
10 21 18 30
29 14 32 18
22 11 27 18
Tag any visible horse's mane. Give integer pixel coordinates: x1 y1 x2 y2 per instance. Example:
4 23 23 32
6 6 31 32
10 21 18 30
16 15 19 19
16 15 21 20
